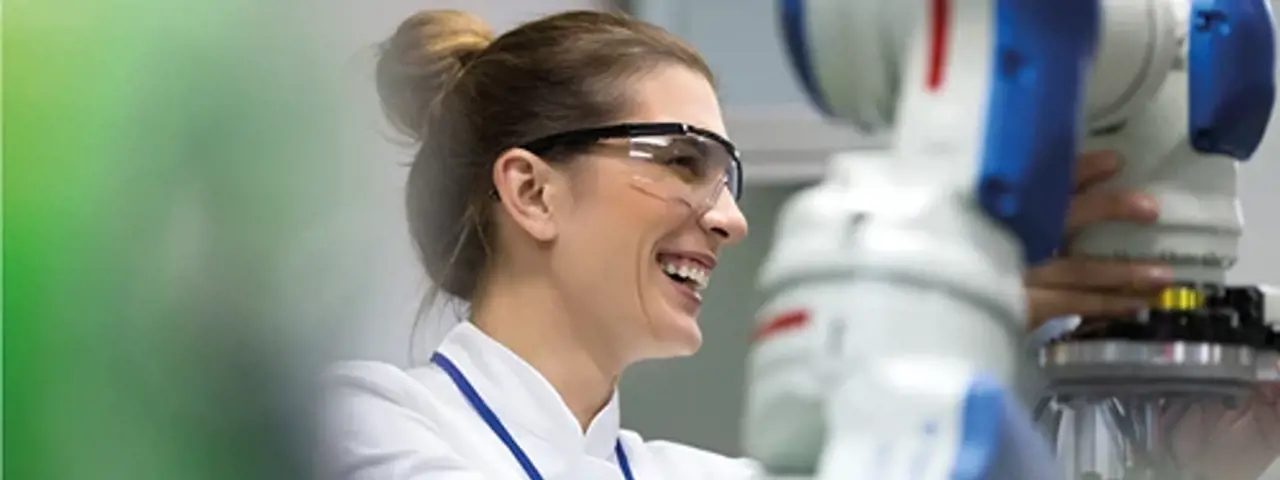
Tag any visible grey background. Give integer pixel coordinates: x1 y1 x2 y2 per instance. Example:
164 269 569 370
324 0 1280 459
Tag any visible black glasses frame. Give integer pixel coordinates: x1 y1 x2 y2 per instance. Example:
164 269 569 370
518 122 744 201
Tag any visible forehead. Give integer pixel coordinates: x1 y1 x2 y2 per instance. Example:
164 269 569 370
623 66 728 138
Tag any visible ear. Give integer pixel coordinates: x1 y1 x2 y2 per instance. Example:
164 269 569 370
492 148 561 242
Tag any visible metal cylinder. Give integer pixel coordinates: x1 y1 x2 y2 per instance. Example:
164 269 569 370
1037 337 1259 479
1039 394 1198 480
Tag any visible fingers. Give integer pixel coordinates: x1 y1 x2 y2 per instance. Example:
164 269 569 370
1259 383 1280 405
1065 190 1160 236
1026 151 1171 328
1025 258 1172 326
1167 402 1206 462
1027 258 1173 291
1067 151 1159 236
1167 398 1280 480
1074 150 1121 191
1026 288 1150 327
1254 394 1280 451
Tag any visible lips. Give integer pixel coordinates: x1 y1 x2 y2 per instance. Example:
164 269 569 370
656 253 711 291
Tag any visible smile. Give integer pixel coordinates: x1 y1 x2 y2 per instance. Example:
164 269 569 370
658 255 711 291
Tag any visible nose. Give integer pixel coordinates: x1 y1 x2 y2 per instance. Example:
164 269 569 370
700 190 749 246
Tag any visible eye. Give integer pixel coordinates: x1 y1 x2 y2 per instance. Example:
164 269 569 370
664 154 710 179
663 154 700 170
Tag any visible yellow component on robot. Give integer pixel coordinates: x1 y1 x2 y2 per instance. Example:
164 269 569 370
1157 286 1204 311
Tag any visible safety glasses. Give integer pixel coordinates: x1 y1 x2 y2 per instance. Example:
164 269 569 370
519 122 744 211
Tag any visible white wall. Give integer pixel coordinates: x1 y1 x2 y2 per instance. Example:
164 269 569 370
1233 125 1280 285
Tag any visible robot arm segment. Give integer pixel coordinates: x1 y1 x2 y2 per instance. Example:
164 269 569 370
749 0 1280 478
1084 0 1180 130
965 0 1103 264
745 1 1104 479
780 0 905 132
1187 0 1276 159
786 0 1102 263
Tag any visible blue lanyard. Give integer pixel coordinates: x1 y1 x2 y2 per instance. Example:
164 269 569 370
431 352 636 480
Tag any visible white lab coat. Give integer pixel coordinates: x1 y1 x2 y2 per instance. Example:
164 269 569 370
324 322 765 479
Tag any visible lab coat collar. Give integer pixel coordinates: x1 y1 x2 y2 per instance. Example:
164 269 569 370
436 322 622 460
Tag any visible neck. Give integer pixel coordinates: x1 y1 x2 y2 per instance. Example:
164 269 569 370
471 276 623 431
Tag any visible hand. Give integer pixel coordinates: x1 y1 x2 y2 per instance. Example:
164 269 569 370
1024 151 1173 330
1165 385 1280 479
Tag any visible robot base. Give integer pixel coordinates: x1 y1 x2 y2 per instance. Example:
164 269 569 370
1041 339 1258 398
1038 341 1259 479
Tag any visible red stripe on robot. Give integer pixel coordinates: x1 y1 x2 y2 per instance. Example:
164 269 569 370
752 310 811 342
926 0 951 91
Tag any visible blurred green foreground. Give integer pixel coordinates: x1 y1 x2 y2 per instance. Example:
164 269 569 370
6 0 352 478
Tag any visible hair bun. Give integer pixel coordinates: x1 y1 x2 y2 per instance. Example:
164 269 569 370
375 10 494 143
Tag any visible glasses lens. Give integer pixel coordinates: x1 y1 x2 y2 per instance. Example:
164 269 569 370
625 134 739 208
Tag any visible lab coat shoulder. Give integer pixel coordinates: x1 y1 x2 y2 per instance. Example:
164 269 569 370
322 360 482 480
621 430 767 479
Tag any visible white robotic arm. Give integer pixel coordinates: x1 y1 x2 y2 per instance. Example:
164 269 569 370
746 0 1102 478
742 0 1277 479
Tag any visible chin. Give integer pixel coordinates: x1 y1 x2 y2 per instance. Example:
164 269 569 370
637 267 706 358
650 313 704 358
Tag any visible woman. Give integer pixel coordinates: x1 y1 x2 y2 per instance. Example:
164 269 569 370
330 10 755 479
325 8 1279 479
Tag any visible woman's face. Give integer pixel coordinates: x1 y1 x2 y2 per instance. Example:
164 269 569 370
550 66 749 362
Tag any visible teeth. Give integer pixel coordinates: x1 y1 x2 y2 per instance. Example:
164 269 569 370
661 261 710 291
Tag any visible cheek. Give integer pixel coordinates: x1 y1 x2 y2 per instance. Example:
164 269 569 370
589 188 676 245
563 173 676 245
555 186 679 293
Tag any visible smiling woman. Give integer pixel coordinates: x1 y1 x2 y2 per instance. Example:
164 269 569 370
324 9 759 480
